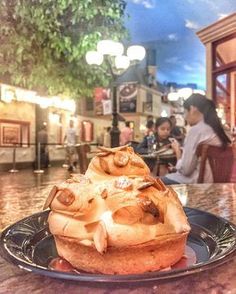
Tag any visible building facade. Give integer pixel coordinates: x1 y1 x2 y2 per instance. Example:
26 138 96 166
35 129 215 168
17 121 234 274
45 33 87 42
197 13 236 127
0 82 171 171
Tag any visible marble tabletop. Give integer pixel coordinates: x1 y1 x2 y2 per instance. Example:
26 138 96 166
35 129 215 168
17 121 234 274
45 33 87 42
0 168 236 294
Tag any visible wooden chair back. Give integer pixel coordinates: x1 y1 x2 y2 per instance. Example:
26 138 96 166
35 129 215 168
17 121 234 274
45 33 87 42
197 144 234 183
76 144 91 174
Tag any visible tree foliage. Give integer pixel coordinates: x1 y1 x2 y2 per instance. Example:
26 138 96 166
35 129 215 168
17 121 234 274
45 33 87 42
0 0 128 98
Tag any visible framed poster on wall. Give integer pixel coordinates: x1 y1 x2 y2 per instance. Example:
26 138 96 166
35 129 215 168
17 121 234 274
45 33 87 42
1 124 20 145
119 83 138 113
94 88 111 115
0 119 30 147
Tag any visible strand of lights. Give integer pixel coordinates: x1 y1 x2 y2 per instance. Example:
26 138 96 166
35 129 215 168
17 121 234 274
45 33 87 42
0 84 76 112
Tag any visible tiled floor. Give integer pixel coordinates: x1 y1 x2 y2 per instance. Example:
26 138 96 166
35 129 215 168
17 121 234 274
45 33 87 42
0 166 70 190
0 166 71 229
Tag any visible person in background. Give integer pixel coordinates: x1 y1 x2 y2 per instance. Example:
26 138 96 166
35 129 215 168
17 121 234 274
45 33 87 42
155 117 173 150
136 117 176 172
161 94 231 185
103 126 111 147
137 117 173 154
64 119 78 172
120 121 133 146
145 120 155 136
154 117 178 175
37 124 49 168
169 115 184 144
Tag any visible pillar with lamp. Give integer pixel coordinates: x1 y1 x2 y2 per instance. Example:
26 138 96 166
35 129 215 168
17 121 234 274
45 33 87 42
85 40 146 147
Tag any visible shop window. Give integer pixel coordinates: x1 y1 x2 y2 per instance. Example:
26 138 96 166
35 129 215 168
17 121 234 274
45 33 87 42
214 34 236 69
214 73 231 124
86 98 94 111
0 119 30 147
213 34 236 126
143 92 153 112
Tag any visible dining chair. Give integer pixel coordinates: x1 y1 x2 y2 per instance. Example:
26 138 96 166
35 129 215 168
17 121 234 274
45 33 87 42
196 144 234 183
76 144 91 174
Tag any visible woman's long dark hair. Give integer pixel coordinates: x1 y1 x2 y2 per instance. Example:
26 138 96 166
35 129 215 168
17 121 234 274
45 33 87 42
183 94 231 148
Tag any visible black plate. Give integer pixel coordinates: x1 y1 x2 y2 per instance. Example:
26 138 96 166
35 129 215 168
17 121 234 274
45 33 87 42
0 207 236 283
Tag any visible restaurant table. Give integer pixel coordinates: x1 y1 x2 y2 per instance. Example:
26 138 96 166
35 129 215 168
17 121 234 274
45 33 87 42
140 150 177 176
0 179 236 293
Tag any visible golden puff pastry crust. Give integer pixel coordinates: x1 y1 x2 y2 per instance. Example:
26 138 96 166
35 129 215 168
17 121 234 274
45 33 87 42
45 147 190 274
85 146 150 181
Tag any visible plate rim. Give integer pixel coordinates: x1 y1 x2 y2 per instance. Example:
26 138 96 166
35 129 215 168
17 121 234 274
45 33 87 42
1 207 236 283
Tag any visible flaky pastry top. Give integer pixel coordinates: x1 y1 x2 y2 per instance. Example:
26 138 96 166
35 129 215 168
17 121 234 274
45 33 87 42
45 173 190 254
85 146 150 181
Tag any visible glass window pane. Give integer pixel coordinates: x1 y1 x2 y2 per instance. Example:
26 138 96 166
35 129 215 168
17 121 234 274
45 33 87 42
215 73 230 124
215 36 236 68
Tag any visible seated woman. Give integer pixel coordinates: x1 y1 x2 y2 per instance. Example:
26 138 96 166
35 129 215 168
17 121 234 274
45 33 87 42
161 94 231 185
136 117 176 173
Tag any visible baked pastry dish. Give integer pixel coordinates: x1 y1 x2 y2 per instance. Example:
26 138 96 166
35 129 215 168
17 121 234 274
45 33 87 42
44 146 190 274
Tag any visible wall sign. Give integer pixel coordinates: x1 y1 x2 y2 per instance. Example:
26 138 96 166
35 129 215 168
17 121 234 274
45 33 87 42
119 83 138 113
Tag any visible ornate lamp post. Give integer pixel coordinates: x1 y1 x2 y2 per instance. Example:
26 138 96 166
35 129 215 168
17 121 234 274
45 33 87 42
85 40 146 147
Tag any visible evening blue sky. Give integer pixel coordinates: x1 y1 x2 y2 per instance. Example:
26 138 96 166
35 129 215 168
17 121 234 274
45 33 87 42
125 0 236 89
